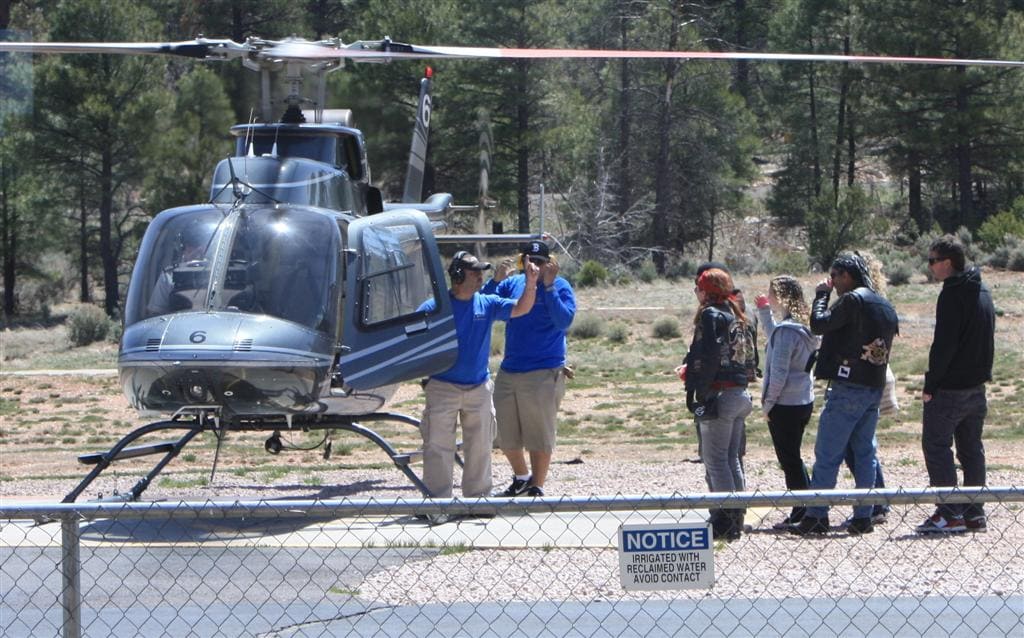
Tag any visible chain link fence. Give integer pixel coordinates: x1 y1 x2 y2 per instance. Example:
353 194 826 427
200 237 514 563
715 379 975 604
2 487 1022 637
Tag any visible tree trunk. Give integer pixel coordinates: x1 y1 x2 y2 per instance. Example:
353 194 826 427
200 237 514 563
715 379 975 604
79 164 90 303
732 0 750 103
651 2 682 274
832 35 851 207
908 159 926 232
616 14 632 237
100 150 118 316
807 57 821 199
516 61 530 234
847 102 856 188
955 68 973 229
1 158 15 317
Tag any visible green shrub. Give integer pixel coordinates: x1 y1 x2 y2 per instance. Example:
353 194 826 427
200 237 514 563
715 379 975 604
107 320 124 344
651 316 681 340
986 236 1024 271
664 258 696 281
66 304 111 347
569 314 605 339
886 260 914 286
762 249 809 275
637 260 657 283
977 197 1024 250
576 260 608 287
607 322 629 344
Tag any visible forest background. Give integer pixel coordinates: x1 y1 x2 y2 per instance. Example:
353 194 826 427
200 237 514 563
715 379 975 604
2 0 1024 325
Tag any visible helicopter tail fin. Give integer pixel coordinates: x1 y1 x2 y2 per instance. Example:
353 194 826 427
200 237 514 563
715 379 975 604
401 68 433 203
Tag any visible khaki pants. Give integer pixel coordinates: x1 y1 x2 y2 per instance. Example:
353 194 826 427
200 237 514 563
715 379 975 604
420 378 496 498
494 367 565 453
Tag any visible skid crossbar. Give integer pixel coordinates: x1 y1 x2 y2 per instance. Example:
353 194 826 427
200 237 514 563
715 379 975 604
63 412 458 502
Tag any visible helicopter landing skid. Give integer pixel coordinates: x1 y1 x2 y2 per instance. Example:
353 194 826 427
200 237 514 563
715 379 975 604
63 410 462 503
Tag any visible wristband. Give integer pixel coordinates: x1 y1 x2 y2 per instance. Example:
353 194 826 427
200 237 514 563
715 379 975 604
545 284 555 292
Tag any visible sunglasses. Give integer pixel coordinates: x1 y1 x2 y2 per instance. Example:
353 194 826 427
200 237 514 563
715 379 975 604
927 256 947 265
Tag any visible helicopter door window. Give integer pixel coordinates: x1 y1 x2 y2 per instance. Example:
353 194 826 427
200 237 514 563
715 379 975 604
359 223 435 327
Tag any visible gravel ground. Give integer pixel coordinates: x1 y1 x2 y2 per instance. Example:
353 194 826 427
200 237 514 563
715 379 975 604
4 444 1021 606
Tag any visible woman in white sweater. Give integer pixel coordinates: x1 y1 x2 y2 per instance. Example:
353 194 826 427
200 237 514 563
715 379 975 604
755 276 819 529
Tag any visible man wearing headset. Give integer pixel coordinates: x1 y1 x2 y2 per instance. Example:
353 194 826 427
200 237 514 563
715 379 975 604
417 251 539 502
485 241 577 497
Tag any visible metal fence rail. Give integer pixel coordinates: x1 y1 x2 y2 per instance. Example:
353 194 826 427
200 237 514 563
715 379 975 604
2 487 1022 637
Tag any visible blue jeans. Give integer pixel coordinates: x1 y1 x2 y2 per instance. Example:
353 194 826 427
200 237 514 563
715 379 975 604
806 381 882 520
697 387 752 493
845 441 889 516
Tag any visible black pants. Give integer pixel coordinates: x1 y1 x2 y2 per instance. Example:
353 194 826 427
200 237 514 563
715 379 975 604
922 385 987 518
767 403 813 520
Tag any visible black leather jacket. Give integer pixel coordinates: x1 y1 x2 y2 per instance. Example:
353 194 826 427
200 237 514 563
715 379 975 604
810 286 898 388
684 304 750 403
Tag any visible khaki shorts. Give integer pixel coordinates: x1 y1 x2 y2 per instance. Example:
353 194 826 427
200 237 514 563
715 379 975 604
493 367 565 453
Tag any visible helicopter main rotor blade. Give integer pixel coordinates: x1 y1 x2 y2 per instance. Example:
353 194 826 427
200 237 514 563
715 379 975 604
267 40 1024 68
0 39 250 60
5 37 1021 69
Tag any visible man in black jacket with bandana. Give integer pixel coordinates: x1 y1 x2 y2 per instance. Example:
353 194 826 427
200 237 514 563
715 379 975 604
916 235 995 534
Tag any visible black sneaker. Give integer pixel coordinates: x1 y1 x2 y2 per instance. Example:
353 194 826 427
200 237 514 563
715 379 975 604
772 515 800 531
525 485 544 497
846 517 874 535
497 476 532 497
789 516 830 536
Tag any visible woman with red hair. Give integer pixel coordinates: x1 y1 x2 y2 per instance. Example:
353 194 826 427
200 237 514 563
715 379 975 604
683 268 755 541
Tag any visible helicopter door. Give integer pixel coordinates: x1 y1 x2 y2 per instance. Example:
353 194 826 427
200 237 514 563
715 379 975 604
339 210 457 390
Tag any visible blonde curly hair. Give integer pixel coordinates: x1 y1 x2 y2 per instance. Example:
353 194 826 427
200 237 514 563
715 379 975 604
856 249 888 299
768 275 810 327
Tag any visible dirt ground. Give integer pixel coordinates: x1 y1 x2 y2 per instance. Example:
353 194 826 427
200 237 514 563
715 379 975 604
1 270 1022 502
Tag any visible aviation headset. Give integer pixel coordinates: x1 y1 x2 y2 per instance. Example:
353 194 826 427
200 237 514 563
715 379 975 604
448 250 471 284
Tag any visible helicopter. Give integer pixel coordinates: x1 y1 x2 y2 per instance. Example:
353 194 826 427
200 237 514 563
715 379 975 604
2 36 1021 503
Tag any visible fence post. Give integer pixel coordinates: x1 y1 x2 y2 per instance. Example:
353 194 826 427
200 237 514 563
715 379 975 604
60 516 81 638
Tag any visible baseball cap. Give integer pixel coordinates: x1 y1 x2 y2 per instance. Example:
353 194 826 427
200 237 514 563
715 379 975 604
452 252 492 271
523 241 551 262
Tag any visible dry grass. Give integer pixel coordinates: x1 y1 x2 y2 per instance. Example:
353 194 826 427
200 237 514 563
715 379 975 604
1 270 1021 502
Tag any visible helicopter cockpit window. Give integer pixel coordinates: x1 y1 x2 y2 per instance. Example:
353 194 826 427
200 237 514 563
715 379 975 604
230 210 340 333
125 208 340 335
129 212 222 322
359 223 436 327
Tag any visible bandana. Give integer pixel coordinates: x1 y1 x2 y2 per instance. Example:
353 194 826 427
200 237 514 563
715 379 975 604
696 269 734 303
831 253 876 292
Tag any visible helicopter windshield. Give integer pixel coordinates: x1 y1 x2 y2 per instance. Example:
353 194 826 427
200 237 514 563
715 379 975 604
126 207 341 334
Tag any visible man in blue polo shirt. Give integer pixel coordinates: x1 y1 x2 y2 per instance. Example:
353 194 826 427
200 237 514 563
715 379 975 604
418 251 539 499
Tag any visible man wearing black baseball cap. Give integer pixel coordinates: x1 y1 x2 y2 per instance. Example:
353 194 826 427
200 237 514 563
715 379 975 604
417 251 539 503
485 240 576 497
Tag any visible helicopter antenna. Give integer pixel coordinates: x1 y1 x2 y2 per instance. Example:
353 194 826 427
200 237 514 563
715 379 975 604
269 125 281 158
227 153 245 202
206 155 280 205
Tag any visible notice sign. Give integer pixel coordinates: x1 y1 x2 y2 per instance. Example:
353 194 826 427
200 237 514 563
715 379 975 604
618 522 714 591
